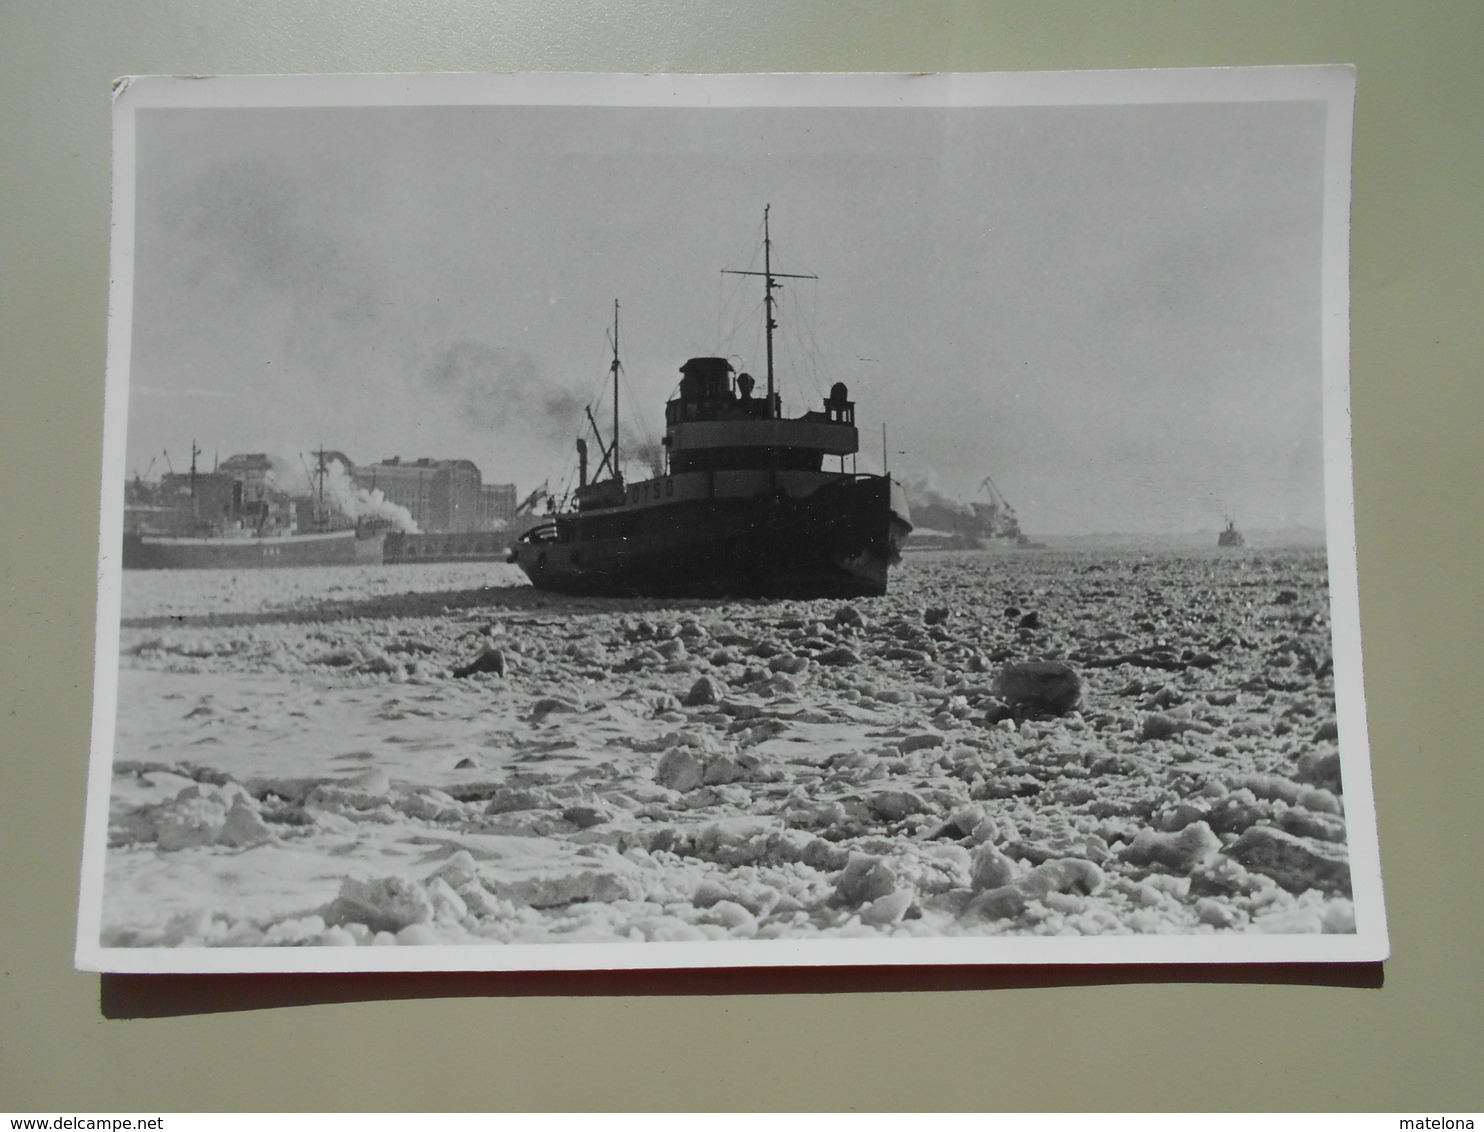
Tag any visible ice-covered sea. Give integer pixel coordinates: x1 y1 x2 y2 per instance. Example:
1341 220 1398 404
99 547 1356 948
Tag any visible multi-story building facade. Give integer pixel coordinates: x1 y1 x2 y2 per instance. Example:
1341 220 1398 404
354 458 514 533
480 482 518 529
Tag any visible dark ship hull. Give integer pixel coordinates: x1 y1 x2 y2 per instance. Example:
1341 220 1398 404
512 473 911 598
122 528 360 569
510 210 912 599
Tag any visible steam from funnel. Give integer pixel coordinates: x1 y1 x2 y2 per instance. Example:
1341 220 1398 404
265 451 313 495
320 458 419 533
263 451 419 533
629 438 666 480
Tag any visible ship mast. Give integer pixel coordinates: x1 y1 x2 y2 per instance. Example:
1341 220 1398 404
315 447 327 519
763 209 777 411
189 440 200 522
611 300 620 479
723 205 815 418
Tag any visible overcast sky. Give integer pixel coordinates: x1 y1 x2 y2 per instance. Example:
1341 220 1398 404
126 93 1330 536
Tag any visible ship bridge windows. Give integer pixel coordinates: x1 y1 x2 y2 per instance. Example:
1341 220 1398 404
669 446 824 474
670 357 788 424
823 381 855 425
678 357 734 401
667 397 775 425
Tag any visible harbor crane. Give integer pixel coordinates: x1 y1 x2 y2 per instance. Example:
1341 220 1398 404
973 473 1025 542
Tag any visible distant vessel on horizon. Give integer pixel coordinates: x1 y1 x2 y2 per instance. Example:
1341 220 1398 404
122 447 373 569
1217 518 1246 548
509 207 912 597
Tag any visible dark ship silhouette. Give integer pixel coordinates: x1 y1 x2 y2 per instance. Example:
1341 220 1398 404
1217 519 1246 548
509 209 912 597
906 473 1034 550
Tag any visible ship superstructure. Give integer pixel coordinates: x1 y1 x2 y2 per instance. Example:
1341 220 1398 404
509 208 911 597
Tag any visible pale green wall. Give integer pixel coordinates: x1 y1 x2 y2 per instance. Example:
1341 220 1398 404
2 1 1480 1111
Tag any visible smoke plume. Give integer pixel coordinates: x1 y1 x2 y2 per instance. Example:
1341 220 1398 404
264 451 418 532
264 451 313 495
422 341 584 445
900 471 973 515
320 459 419 533
628 438 667 480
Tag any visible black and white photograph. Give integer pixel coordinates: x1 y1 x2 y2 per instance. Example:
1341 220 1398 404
77 68 1385 972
